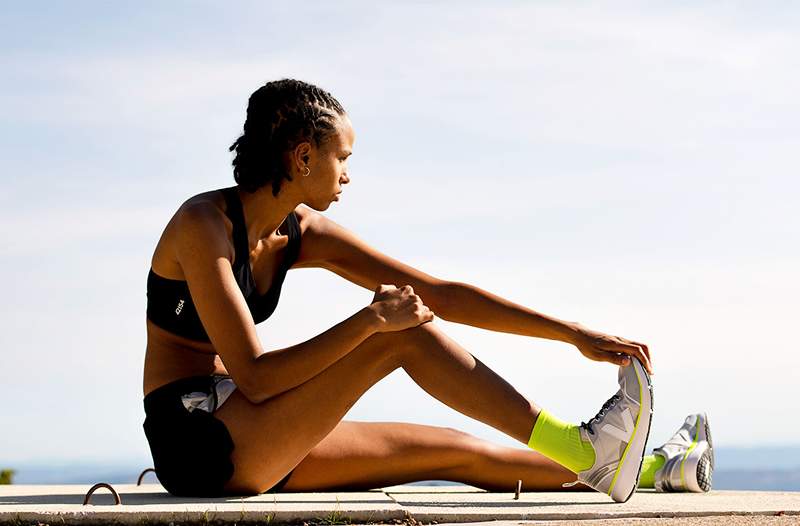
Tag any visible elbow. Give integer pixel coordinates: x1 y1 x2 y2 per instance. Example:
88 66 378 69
234 366 274 405
236 378 270 405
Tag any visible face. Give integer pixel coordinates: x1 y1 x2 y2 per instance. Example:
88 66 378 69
295 114 355 211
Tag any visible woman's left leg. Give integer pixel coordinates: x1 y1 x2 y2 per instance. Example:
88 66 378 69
280 420 588 492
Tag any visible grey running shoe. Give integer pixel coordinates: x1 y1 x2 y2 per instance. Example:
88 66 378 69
563 357 654 503
653 412 714 493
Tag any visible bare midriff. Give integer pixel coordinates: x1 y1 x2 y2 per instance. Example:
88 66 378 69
143 319 229 398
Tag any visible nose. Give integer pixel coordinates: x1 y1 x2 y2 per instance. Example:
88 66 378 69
341 172 350 185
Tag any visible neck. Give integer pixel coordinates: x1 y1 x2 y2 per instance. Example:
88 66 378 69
235 185 302 248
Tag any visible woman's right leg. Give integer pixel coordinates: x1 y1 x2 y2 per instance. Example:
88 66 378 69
215 322 541 495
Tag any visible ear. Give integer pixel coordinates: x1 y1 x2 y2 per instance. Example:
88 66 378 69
291 141 313 173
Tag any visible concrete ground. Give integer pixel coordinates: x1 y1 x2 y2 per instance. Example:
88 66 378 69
0 483 798 525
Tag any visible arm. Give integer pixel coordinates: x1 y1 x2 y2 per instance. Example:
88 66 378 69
175 202 383 404
248 307 380 402
434 286 651 374
294 208 579 343
436 281 579 343
292 208 652 373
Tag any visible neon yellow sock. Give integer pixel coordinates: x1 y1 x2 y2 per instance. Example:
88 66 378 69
527 408 596 474
637 454 665 488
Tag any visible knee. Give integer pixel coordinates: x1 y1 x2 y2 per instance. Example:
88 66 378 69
396 321 445 358
361 327 424 372
364 321 446 372
440 427 497 469
402 320 441 343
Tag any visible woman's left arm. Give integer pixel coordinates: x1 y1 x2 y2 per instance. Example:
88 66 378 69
435 280 579 341
436 282 653 373
293 208 653 373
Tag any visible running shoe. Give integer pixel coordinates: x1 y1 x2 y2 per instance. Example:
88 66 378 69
563 356 654 503
652 412 713 492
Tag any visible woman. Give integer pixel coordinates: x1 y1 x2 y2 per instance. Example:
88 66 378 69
142 79 712 502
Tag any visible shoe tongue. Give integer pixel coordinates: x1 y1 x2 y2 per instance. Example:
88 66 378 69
664 424 693 447
677 421 695 441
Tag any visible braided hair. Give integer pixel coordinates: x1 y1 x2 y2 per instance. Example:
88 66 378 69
229 79 347 195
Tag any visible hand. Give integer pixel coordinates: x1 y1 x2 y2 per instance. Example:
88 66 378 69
567 322 653 374
369 283 435 333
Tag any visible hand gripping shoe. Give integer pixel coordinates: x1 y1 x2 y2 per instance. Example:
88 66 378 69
653 412 713 492
563 357 654 502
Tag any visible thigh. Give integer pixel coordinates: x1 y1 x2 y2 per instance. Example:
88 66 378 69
214 329 407 495
281 420 485 491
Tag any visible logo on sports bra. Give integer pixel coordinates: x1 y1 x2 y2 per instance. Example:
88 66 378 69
175 299 185 315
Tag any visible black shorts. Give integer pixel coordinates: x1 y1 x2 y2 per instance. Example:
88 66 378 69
143 375 294 497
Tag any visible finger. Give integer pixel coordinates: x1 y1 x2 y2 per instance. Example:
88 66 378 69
616 337 653 372
631 340 651 364
402 284 414 294
590 349 630 367
599 342 652 373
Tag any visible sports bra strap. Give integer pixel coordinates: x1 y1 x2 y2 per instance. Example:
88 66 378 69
221 187 251 270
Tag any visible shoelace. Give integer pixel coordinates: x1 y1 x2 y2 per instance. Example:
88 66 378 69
579 393 621 436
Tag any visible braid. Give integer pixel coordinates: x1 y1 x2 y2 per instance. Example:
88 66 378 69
229 79 346 195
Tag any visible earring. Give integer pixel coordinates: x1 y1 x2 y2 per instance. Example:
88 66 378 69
302 166 310 177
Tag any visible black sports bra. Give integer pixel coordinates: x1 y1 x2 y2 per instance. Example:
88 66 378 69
146 187 301 342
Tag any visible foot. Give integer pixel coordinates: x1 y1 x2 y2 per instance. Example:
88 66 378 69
653 412 714 492
564 356 654 503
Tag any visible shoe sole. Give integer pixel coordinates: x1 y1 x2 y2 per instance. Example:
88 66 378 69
681 412 714 492
609 357 653 503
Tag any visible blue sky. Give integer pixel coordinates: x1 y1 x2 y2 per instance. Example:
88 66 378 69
1 1 798 467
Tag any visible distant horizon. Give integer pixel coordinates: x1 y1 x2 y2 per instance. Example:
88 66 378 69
5 444 800 470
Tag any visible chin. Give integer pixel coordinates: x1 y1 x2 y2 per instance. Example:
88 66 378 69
307 200 333 212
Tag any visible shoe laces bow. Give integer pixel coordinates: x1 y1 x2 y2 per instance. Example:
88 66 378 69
580 393 621 436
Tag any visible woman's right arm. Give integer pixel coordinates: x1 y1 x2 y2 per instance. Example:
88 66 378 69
175 203 431 404
245 283 433 402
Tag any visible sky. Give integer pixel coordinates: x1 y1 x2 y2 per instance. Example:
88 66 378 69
1 1 799 468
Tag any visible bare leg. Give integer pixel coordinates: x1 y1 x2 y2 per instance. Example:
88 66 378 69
397 323 539 444
215 322 542 494
282 421 585 492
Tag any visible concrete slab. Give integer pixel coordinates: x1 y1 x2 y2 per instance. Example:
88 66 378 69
0 484 798 525
388 488 800 522
0 484 404 524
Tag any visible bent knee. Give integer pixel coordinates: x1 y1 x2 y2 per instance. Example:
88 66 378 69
401 320 441 341
359 329 417 370
364 322 442 368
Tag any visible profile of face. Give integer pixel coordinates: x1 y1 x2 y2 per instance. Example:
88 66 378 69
292 114 355 211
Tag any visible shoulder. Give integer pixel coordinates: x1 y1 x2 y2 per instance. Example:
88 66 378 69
177 191 227 227
289 205 379 271
174 191 236 261
292 204 321 237
154 191 235 275
287 205 447 303
289 205 340 268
